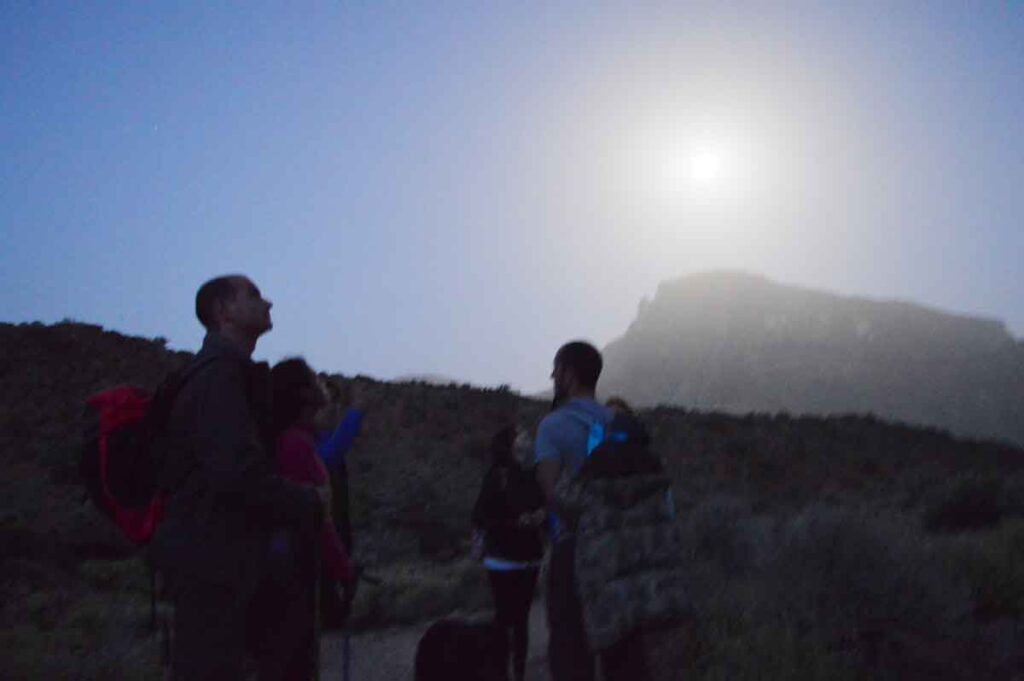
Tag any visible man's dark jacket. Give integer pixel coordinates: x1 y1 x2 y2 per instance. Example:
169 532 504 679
149 333 321 598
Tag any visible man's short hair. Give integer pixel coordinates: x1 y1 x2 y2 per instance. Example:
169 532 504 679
195 276 240 330
556 341 603 390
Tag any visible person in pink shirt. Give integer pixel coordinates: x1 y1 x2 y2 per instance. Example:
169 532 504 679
252 357 355 680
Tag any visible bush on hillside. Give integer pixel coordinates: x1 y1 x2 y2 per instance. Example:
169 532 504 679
765 507 972 675
924 473 1004 532
681 495 772 577
682 506 983 681
939 520 1024 622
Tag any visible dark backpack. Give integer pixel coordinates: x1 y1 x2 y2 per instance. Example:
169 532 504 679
80 359 211 545
414 618 509 681
578 411 663 480
571 412 688 650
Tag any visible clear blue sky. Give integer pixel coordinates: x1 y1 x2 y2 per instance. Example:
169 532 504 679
3 2 1023 392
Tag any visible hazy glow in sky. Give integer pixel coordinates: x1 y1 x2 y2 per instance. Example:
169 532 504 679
688 153 722 183
2 3 1023 391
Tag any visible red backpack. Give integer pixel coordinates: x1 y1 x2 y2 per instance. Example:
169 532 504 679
80 359 211 544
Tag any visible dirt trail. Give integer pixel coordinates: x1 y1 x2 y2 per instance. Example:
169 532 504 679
320 605 549 681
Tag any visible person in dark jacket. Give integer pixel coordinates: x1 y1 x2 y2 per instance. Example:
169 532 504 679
149 275 324 680
472 425 546 681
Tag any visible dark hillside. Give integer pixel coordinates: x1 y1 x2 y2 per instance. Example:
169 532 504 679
5 321 1024 679
0 322 192 563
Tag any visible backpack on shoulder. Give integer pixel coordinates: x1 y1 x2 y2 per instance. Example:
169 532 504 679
556 411 671 528
581 411 663 479
80 358 211 545
562 411 690 651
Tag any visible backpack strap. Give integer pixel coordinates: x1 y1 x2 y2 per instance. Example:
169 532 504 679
163 355 219 403
568 410 632 459
145 355 219 428
563 407 615 459
586 421 605 457
151 356 220 492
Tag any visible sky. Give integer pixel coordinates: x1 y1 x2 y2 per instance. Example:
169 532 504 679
3 2 1023 392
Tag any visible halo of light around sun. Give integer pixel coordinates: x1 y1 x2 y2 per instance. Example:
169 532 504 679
690 152 722 181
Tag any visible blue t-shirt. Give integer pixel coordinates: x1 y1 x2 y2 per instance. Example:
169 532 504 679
534 398 614 478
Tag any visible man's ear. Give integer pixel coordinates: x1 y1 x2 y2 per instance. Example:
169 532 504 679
209 298 227 329
212 288 238 328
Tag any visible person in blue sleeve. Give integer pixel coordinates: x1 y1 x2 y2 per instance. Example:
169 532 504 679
316 378 365 552
315 377 366 629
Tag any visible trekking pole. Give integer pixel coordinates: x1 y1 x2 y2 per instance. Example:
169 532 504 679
342 622 351 681
149 567 157 632
342 567 359 681
341 569 382 681
313 541 322 681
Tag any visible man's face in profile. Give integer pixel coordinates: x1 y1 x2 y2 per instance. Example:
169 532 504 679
551 357 570 407
222 276 273 336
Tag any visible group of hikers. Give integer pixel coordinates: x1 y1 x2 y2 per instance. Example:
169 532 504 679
470 346 686 681
149 274 687 681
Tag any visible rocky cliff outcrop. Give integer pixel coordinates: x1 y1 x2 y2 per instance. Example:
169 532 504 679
601 271 1024 445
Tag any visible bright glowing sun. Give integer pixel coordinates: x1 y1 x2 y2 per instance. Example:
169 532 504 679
690 152 722 182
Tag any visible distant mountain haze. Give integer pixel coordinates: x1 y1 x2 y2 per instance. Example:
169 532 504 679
600 272 1024 446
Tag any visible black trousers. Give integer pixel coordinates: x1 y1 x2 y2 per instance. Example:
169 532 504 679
247 540 319 681
170 579 248 681
487 566 540 681
252 576 318 681
546 538 650 681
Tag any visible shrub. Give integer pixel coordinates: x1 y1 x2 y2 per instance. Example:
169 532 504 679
997 474 1024 519
924 473 1003 533
677 505 985 680
760 507 974 681
681 495 772 577
939 520 1024 621
698 621 860 681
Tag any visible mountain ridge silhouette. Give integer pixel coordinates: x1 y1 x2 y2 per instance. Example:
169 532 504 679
601 271 1024 445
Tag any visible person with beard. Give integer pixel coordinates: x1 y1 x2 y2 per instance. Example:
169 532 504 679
534 341 613 681
535 341 654 681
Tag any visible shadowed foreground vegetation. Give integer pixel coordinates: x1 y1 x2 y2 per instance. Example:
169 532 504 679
3 321 1024 679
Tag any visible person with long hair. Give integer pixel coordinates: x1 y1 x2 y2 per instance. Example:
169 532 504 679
471 424 546 681
253 357 355 680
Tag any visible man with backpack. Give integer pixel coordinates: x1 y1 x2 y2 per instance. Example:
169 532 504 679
149 275 326 680
536 341 687 681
